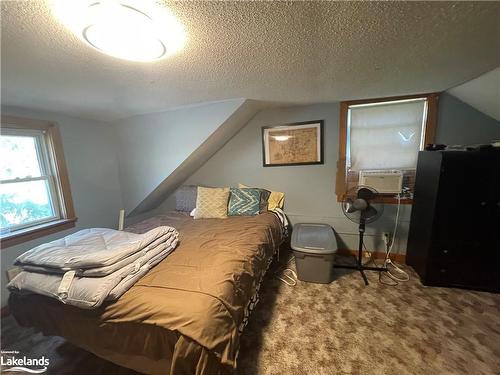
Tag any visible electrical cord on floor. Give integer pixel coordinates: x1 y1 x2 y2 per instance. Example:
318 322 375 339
378 194 410 285
362 241 399 286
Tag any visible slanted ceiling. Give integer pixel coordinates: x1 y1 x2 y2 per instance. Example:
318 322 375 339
447 67 500 122
2 1 500 121
113 99 267 215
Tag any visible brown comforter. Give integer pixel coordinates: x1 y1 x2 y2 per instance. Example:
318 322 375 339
9 212 284 374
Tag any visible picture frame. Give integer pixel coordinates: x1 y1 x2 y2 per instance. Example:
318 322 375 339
262 120 324 167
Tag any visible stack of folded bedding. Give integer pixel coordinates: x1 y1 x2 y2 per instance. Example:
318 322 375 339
8 226 179 309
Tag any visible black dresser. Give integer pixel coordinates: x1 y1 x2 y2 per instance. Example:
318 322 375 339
406 149 500 293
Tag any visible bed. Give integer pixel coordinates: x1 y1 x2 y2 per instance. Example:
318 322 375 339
8 211 285 374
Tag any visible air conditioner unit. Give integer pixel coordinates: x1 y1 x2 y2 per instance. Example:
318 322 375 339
358 170 403 194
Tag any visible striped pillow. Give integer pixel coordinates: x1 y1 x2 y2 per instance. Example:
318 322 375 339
238 183 284 210
228 188 261 216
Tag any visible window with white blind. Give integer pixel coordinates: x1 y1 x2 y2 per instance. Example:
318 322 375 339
347 99 427 171
336 94 438 203
0 116 76 248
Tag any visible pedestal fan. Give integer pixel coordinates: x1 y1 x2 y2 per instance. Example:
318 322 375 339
336 186 387 285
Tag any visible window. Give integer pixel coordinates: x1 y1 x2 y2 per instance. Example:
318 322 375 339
336 93 438 203
0 116 76 248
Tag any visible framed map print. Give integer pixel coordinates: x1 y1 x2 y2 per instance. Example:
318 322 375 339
262 120 324 167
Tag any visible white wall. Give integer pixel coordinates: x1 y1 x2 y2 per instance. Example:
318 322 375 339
447 67 500 122
111 99 246 214
1 106 123 306
436 92 500 144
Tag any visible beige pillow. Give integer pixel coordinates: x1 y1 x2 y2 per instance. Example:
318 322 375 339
194 187 230 219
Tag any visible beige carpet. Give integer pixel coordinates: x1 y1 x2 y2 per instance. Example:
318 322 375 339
2 255 499 375
238 255 500 374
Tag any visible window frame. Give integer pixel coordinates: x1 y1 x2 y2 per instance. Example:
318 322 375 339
0 116 77 248
335 93 439 204
1 128 61 232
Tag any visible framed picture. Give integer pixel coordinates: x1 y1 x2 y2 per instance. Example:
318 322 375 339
262 120 324 167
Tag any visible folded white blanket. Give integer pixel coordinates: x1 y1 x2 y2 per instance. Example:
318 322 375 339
9 226 180 309
8 238 179 309
107 246 173 300
20 234 176 277
15 227 176 271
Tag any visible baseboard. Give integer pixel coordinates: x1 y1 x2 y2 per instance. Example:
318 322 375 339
1 305 10 317
336 248 406 264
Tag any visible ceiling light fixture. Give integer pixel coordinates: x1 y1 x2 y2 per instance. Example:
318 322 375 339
50 0 186 62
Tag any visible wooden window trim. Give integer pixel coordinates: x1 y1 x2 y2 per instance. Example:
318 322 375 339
1 116 77 249
0 218 77 248
335 93 439 204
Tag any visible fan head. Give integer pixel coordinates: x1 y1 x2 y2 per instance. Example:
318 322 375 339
341 185 384 224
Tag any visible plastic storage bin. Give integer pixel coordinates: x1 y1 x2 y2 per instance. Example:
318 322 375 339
291 223 337 283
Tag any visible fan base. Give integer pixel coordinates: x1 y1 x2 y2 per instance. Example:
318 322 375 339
335 264 388 286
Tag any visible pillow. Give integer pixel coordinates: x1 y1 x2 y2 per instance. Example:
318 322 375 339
267 191 285 210
194 187 230 219
239 183 284 210
257 189 271 213
175 185 197 212
228 188 261 216
233 184 270 212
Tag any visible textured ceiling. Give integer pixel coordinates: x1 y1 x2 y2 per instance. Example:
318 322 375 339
448 67 500 121
2 1 500 121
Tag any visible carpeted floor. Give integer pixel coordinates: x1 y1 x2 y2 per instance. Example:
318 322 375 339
238 255 500 374
2 254 500 375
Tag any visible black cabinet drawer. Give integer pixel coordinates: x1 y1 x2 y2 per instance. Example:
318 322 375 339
407 150 500 293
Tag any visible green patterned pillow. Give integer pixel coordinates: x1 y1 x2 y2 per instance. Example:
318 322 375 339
228 188 261 216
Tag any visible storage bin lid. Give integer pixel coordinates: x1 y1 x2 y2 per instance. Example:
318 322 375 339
291 223 337 254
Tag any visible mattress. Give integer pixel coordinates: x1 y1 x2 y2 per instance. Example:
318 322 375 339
9 211 284 375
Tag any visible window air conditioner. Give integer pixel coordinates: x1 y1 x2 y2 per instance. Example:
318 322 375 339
358 170 403 194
